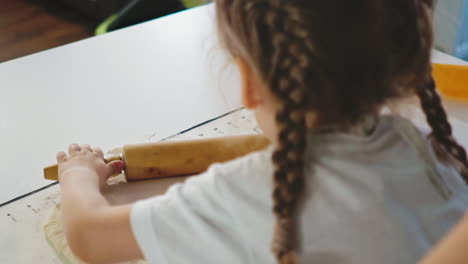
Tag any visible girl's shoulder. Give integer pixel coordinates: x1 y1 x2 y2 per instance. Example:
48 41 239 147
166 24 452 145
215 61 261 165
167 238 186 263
216 146 274 171
210 147 275 183
383 114 468 195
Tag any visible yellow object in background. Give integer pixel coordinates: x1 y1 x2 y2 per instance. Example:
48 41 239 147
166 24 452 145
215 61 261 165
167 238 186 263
433 63 468 100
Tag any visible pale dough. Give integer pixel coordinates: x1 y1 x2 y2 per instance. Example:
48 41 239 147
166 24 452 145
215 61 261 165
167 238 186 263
44 173 188 264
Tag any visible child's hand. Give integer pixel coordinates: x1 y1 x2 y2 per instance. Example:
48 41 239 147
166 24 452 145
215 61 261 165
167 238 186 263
57 144 124 189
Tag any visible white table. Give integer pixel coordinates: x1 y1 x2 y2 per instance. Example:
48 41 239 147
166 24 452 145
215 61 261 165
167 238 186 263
0 5 241 205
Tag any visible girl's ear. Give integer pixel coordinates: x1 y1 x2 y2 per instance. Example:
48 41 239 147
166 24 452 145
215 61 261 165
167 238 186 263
235 57 264 109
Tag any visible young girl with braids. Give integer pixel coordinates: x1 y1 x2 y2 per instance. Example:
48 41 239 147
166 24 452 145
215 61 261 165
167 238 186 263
56 0 468 263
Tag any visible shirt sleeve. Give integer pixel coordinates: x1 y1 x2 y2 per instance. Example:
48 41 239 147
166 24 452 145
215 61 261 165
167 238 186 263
130 163 249 264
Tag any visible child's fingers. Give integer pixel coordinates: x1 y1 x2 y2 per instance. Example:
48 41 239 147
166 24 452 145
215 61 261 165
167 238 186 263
107 160 125 177
81 144 92 152
56 152 67 163
68 144 81 155
92 147 104 158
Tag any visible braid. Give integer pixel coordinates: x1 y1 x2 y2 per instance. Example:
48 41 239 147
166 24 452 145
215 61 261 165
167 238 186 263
415 1 468 181
262 2 312 263
418 75 468 181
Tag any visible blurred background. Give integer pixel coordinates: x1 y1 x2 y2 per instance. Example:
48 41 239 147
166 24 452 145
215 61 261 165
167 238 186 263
0 0 466 63
434 0 468 61
0 0 210 63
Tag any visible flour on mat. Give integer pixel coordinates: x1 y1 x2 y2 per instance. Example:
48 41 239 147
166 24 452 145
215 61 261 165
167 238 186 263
43 173 146 264
43 147 146 264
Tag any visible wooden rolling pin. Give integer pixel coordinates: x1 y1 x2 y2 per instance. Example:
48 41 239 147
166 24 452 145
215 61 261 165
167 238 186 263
44 134 271 181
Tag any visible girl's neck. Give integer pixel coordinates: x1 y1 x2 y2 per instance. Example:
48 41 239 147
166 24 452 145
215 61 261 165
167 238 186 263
311 114 379 137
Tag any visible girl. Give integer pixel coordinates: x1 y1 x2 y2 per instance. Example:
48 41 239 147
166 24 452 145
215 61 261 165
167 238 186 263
56 0 468 263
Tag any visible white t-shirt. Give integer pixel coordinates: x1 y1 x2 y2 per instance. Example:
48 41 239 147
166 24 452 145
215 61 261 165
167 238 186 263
130 115 468 264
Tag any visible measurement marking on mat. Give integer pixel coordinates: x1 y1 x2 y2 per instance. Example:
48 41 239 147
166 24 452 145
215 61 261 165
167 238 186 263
28 205 38 214
7 213 17 222
241 116 252 122
213 128 224 135
147 133 158 141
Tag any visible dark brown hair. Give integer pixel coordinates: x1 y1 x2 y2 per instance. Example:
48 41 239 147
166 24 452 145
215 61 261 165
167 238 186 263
216 0 468 263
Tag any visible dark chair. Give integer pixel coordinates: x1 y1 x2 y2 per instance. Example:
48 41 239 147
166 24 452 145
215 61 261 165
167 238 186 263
96 0 209 34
